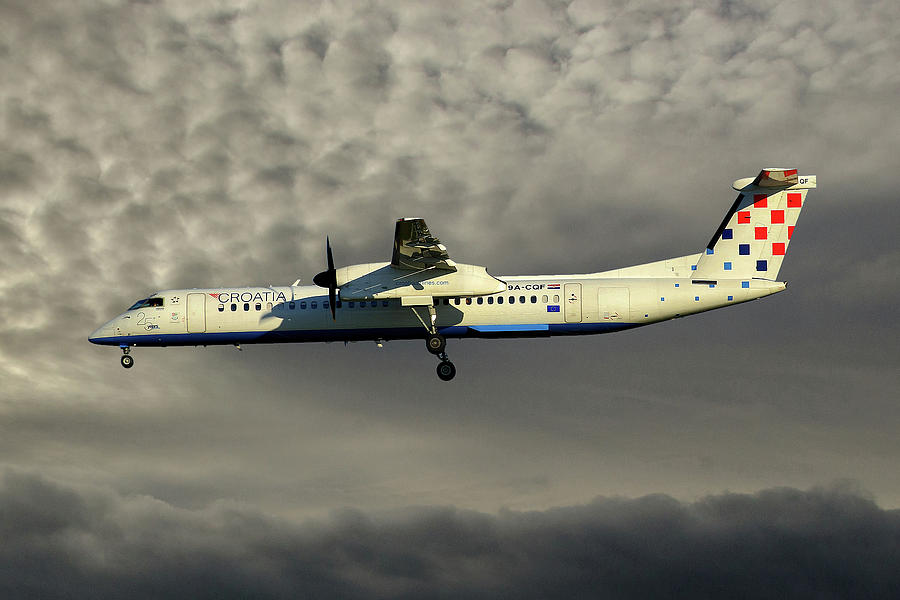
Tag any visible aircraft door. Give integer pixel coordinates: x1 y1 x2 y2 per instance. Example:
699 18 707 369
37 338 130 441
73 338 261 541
187 293 206 333
564 283 582 323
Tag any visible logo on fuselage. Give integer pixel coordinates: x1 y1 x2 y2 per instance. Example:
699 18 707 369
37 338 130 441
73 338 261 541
211 291 288 303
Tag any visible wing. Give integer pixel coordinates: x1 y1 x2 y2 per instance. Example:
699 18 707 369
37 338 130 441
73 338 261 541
390 218 457 272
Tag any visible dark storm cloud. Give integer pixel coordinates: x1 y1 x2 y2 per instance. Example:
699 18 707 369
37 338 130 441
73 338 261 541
2 471 898 599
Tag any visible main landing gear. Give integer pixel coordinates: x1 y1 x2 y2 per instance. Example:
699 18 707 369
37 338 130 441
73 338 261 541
426 333 456 381
120 346 134 369
410 304 456 381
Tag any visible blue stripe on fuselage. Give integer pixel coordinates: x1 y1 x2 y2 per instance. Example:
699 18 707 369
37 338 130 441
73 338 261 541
88 322 638 347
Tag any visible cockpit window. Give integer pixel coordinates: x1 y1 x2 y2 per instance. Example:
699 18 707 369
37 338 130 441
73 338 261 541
127 297 164 310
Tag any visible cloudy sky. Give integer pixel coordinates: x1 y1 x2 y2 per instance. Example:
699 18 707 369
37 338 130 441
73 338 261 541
2 0 899 596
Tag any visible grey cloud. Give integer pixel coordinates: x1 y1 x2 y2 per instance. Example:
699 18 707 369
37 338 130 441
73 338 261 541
1 471 898 599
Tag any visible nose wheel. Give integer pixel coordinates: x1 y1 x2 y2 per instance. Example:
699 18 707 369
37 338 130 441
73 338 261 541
120 346 134 369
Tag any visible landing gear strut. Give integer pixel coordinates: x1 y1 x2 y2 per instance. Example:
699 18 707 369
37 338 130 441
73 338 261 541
409 304 456 381
120 346 134 369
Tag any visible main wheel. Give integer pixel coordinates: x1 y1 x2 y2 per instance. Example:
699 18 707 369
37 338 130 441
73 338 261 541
121 354 134 369
426 333 446 355
436 360 456 381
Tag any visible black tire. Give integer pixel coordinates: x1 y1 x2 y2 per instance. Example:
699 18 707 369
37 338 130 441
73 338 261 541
436 360 456 381
426 334 446 355
121 355 134 369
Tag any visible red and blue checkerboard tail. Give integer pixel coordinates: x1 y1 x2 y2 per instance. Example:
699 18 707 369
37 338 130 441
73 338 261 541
693 169 816 281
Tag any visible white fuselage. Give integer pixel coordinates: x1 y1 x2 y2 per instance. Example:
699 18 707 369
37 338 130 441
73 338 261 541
89 269 785 348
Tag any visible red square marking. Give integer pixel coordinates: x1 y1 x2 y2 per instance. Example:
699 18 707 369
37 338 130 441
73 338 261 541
753 194 768 208
772 242 786 255
755 226 767 240
787 192 802 208
771 210 784 224
788 225 795 239
738 211 751 224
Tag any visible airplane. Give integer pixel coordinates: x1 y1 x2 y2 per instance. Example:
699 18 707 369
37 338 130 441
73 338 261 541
90 168 816 381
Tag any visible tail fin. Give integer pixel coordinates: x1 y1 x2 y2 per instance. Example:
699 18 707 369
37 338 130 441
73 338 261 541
693 168 816 280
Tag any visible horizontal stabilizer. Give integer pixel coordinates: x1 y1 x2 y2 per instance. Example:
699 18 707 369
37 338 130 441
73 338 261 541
733 169 816 192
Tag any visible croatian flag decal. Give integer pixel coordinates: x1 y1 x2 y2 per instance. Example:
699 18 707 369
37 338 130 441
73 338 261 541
547 283 560 290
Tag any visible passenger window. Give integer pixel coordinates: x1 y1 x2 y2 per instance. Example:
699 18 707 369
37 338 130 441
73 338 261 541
509 296 515 304
300 301 307 309
465 298 472 305
487 297 494 305
244 303 249 311
531 295 537 304
231 304 237 311
519 296 525 304
553 294 560 303
454 298 460 306
267 302 273 311
324 301 329 309
218 304 224 312
349 301 355 308
337 301 343 308
255 303 261 311
289 301 295 310
541 295 548 303
477 297 483 305
497 297 504 305
311 301 318 309
382 301 388 307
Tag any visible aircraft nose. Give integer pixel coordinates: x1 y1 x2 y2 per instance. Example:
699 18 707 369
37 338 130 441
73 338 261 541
89 322 115 344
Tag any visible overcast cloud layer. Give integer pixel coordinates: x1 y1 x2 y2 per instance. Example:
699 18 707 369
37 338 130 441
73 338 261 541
3 471 899 599
2 0 900 595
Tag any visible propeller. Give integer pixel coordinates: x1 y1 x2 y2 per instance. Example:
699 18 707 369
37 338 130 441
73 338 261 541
312 236 338 320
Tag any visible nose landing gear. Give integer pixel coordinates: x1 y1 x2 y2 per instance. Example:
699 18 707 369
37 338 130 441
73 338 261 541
120 346 134 369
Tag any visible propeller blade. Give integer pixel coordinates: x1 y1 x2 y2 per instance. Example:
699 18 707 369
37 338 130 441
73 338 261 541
326 236 334 273
329 285 336 320
312 236 338 320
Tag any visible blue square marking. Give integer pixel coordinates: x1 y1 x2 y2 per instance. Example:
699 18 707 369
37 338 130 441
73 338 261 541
739 244 750 255
756 259 767 271
675 283 679 288
728 295 734 301
724 261 732 271
722 228 733 240
742 281 750 288
706 248 714 255
694 296 700 301
691 265 697 270
709 284 715 288
660 297 665 301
